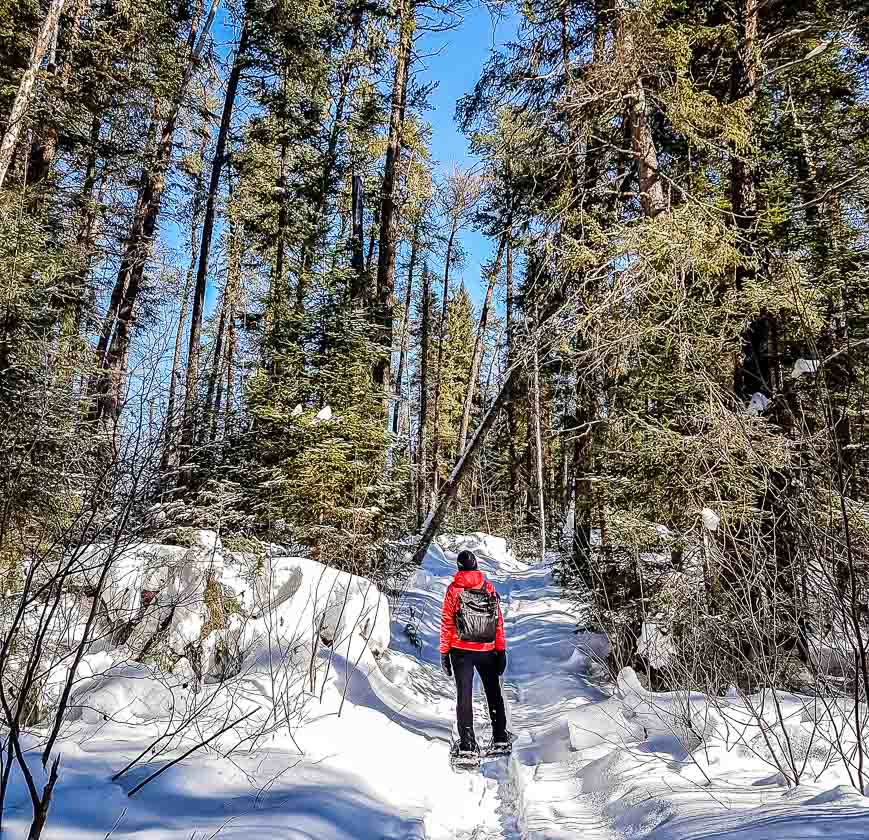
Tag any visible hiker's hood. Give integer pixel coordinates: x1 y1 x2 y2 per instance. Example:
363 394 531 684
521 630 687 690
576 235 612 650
452 570 486 589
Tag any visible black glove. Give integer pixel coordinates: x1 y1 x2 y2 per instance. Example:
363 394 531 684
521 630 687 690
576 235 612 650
441 653 452 677
494 650 507 676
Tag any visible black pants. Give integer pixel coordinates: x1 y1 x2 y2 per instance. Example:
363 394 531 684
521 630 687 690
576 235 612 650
450 648 507 751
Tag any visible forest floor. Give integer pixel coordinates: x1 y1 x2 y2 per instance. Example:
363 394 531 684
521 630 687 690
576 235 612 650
4 534 869 838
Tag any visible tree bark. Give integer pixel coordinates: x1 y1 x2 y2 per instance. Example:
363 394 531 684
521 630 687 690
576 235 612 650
0 0 68 190
393 218 420 435
505 231 519 501
456 228 508 456
209 195 240 442
616 2 666 218
26 756 60 840
373 0 415 416
181 19 248 453
531 302 546 558
416 265 431 528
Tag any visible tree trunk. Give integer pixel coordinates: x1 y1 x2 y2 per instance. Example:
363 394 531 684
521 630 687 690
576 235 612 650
505 231 519 501
571 390 594 573
416 265 431 528
531 303 546 558
58 113 102 374
457 228 507 456
373 0 415 416
161 178 204 476
25 756 60 840
201 213 241 443
413 368 514 566
616 1 666 218
570 0 607 565
349 174 366 299
272 140 289 312
200 283 229 443
209 197 240 442
0 0 68 191
429 221 458 493
181 20 248 453
730 0 758 267
26 0 91 190
393 218 420 435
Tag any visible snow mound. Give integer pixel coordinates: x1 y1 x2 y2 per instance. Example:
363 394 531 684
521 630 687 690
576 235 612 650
222 555 391 684
67 664 183 724
567 697 645 751
44 533 392 732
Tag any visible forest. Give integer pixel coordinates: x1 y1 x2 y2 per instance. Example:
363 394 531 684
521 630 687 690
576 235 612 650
1 0 869 836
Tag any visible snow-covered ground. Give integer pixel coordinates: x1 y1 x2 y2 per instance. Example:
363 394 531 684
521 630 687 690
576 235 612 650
4 533 869 838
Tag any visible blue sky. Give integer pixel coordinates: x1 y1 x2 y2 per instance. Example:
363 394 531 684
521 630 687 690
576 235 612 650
416 4 516 306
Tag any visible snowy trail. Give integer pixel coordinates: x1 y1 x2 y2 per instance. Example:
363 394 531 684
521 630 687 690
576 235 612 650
457 542 613 840
379 535 612 840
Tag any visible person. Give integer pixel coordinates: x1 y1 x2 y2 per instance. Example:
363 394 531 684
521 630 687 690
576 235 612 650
439 549 510 756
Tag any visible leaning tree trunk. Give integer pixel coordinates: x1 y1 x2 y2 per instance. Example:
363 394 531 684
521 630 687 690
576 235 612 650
0 0 67 190
373 0 415 417
413 367 515 565
181 20 248 455
456 228 508 456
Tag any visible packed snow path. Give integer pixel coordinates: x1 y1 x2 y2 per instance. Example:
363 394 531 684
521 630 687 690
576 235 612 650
5 533 869 838
382 534 614 839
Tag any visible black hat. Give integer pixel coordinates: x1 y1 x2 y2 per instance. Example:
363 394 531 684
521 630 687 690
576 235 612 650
457 550 478 571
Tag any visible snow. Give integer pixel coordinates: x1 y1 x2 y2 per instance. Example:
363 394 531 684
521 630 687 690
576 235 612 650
4 532 869 839
702 507 721 532
746 391 770 415
636 620 676 670
316 404 333 421
792 358 820 378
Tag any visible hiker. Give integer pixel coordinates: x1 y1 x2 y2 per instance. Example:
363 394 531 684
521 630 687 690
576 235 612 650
439 549 511 760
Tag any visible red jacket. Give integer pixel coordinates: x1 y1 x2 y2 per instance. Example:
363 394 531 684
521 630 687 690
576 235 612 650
439 570 506 654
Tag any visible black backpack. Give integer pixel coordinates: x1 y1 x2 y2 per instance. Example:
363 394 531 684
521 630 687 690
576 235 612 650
454 584 499 644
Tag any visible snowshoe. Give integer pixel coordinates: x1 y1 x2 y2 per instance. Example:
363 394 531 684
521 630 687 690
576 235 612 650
450 744 481 772
485 730 517 758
